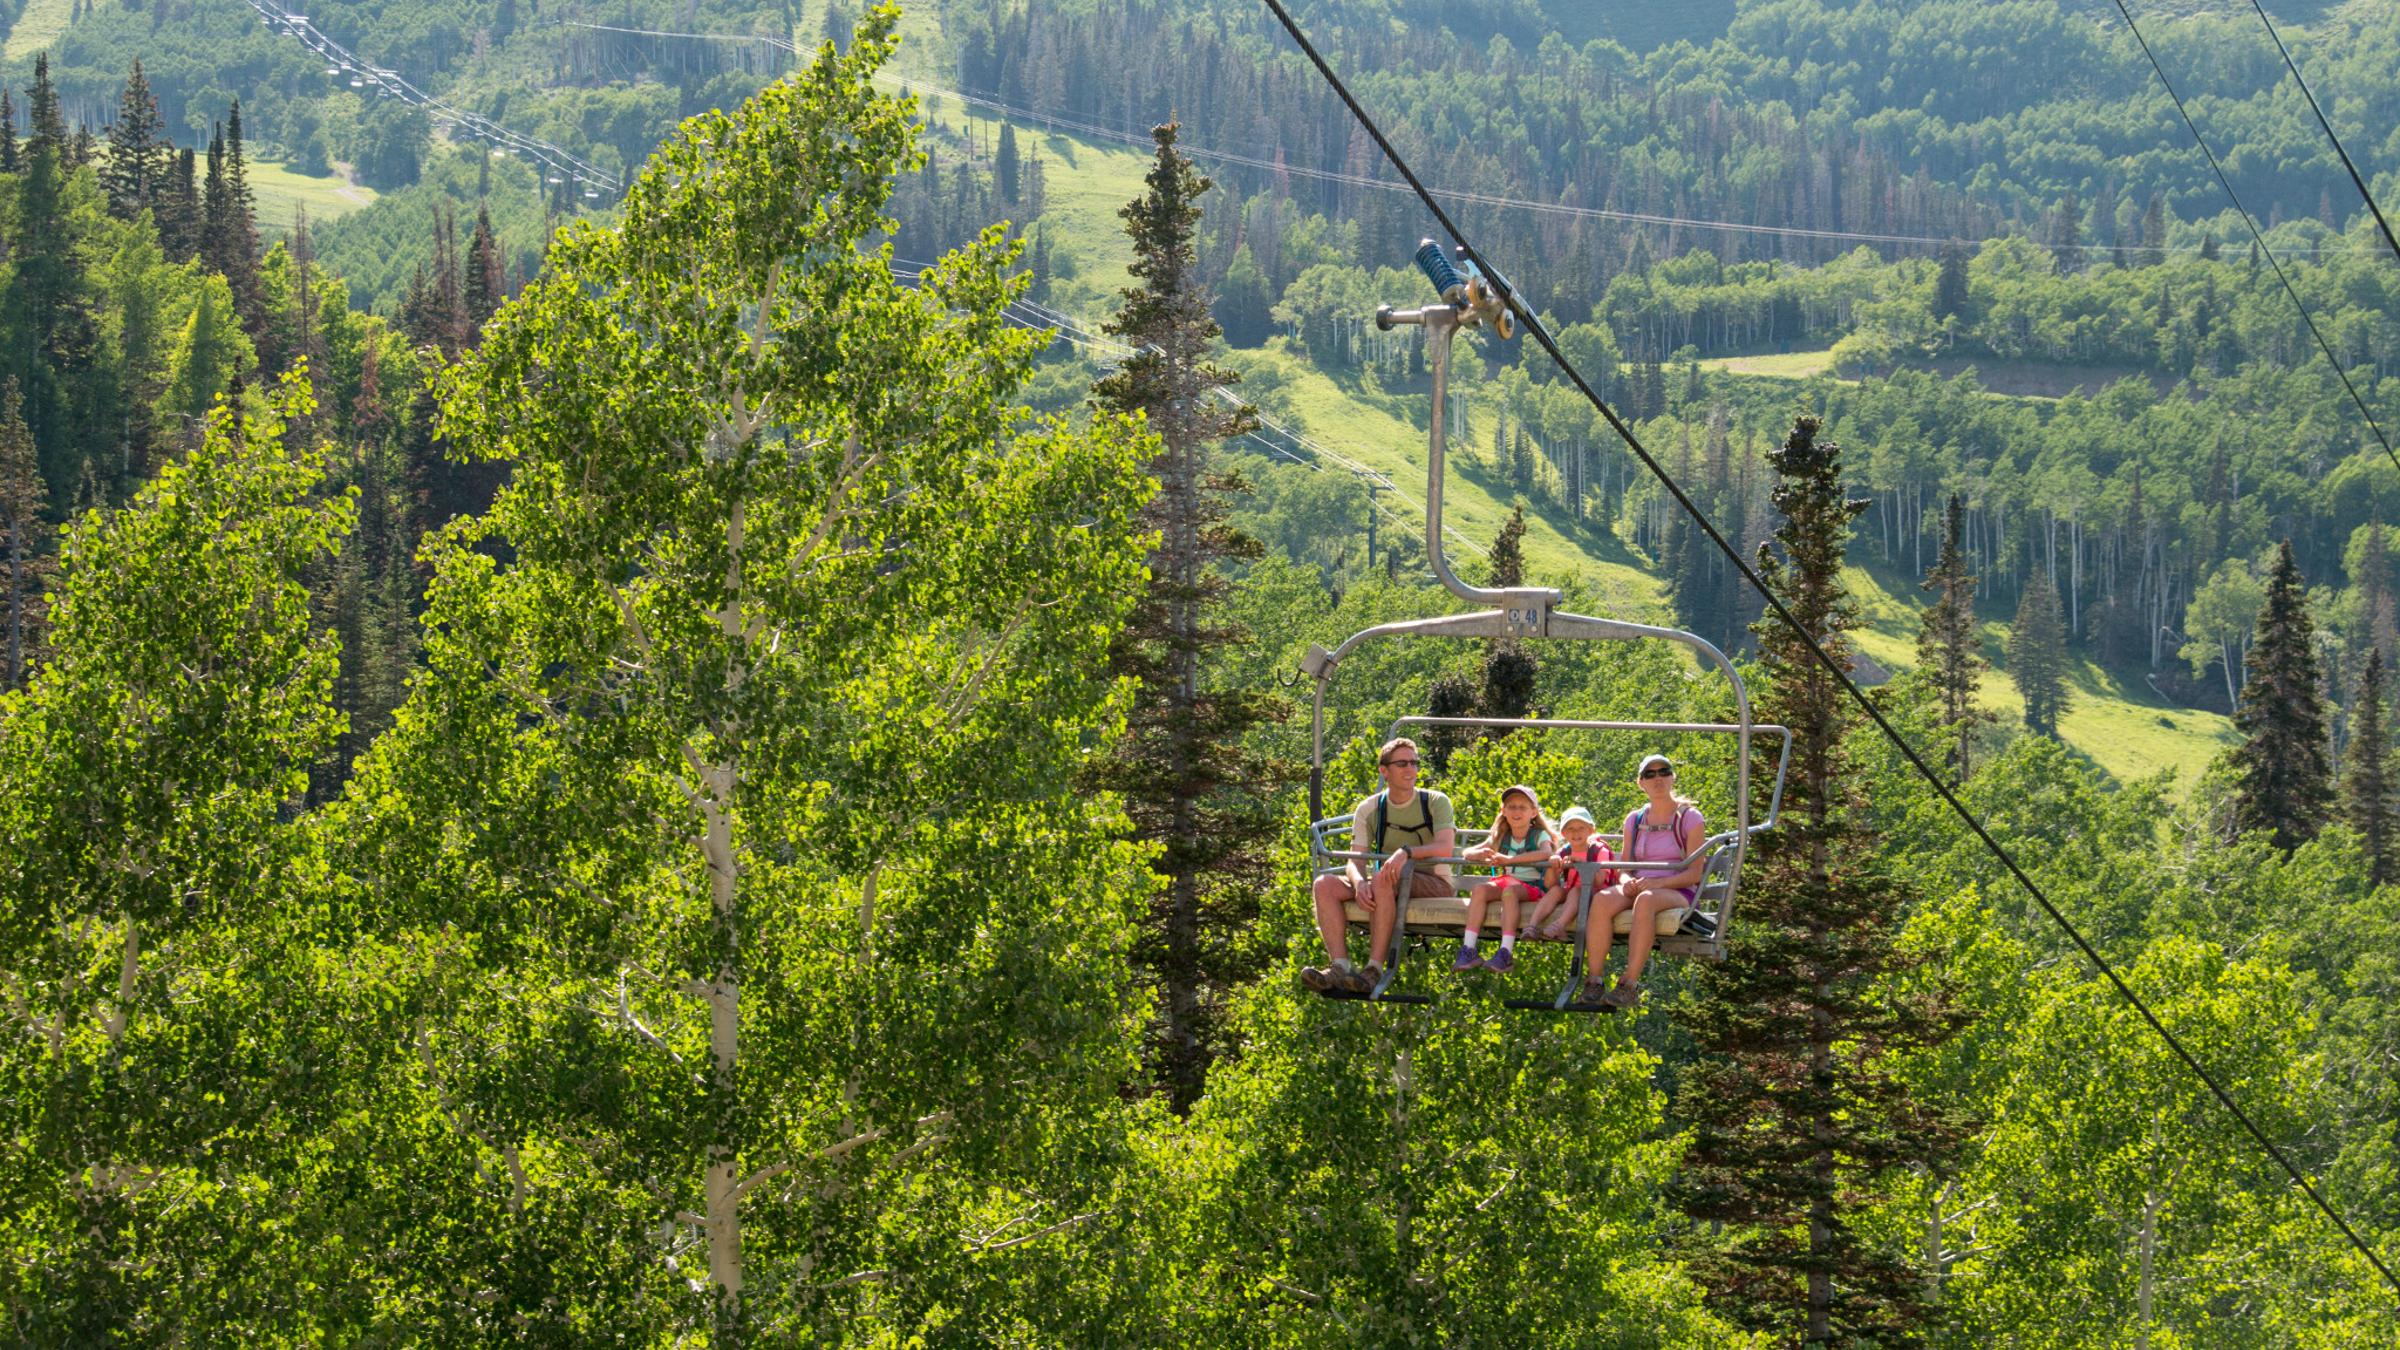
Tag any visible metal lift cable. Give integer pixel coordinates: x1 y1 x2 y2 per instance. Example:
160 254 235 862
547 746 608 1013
2107 0 2400 479
2242 0 2400 268
1256 0 2400 1299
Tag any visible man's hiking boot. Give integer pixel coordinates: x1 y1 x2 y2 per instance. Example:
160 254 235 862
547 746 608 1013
1601 982 1643 1011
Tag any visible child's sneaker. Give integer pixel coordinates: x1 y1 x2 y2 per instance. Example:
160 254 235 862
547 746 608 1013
1451 948 1484 973
1482 947 1515 974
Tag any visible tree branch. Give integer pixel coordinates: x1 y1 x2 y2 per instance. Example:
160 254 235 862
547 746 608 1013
98 920 140 1047
967 1211 1100 1254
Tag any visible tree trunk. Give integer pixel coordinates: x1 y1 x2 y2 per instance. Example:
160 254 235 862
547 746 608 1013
7 523 22 687
701 773 743 1335
2136 1190 2159 1350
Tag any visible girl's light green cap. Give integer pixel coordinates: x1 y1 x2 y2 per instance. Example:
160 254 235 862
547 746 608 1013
1558 805 1597 828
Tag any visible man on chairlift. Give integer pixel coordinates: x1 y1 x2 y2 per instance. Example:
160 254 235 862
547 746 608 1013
1302 737 1456 995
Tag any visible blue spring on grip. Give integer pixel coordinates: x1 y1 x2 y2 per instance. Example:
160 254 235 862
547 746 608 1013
1414 239 1465 297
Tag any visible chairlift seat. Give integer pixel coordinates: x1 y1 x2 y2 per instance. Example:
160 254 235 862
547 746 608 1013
1338 893 1691 937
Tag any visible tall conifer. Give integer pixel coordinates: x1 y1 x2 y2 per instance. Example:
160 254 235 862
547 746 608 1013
1674 414 1964 1343
1087 121 1290 1113
2232 541 2333 848
1480 505 1537 722
2342 648 2397 885
0 379 50 686
1917 494 1995 780
158 146 199 260
1932 239 1971 320
220 102 266 338
2010 569 2070 737
101 61 171 221
463 205 504 337
0 88 17 173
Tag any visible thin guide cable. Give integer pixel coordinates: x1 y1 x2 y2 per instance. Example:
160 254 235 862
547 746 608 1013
2244 0 2400 268
2109 0 2400 478
1257 0 2400 1300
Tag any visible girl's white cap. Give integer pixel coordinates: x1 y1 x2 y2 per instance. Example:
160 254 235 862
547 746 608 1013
1500 784 1541 808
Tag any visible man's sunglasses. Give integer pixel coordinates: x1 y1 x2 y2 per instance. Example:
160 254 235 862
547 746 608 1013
1640 766 1674 779
1381 758 1420 769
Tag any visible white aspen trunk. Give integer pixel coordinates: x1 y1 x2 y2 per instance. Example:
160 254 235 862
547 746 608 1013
100 920 139 1046
703 492 750 1330
6 523 22 687
702 779 742 1324
2136 1191 2159 1350
2071 517 2082 634
1924 1180 1946 1310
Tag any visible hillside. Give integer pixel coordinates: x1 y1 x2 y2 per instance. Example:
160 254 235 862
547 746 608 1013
938 85 2241 793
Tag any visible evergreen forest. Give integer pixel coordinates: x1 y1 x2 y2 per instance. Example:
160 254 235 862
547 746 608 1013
4 0 2400 1343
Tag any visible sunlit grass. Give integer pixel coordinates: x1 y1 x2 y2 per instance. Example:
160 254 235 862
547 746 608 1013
3 0 74 60
1698 348 1836 379
245 159 379 235
1845 564 2234 792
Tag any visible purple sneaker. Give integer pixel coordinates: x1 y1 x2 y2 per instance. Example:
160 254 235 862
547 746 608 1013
1451 948 1485 973
1482 946 1516 974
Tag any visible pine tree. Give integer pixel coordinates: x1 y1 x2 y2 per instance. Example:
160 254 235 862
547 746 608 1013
1917 494 1996 781
2010 569 2071 737
201 122 231 272
1480 505 1537 722
0 379 51 686
0 88 17 174
463 205 504 338
100 60 171 222
158 146 199 260
2047 187 2084 274
1086 122 1292 1112
2342 648 2397 886
27 56 63 148
2232 540 2333 849
2140 193 2167 266
1674 414 1964 1344
995 121 1020 205
1932 239 1971 320
220 102 266 338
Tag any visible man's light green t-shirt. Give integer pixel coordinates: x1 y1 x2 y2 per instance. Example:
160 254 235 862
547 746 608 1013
1351 788 1455 884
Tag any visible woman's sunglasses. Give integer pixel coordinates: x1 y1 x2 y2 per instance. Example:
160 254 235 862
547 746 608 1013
1640 766 1674 779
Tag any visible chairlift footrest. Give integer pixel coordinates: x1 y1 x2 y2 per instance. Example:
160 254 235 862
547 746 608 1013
1501 997 1608 1014
1312 988 1436 1005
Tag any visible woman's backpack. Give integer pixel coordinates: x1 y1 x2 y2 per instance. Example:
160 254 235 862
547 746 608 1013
1622 805 1697 858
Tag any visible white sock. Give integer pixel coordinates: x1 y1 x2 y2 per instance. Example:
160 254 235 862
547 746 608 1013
1334 958 1354 972
1500 932 1516 952
1460 932 1479 952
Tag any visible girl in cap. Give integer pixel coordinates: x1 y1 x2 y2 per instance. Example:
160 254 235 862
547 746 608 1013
1454 785 1554 974
1582 754 1706 1011
1529 805 1615 942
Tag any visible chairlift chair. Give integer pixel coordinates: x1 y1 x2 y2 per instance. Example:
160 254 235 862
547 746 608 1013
1303 242 1791 1012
